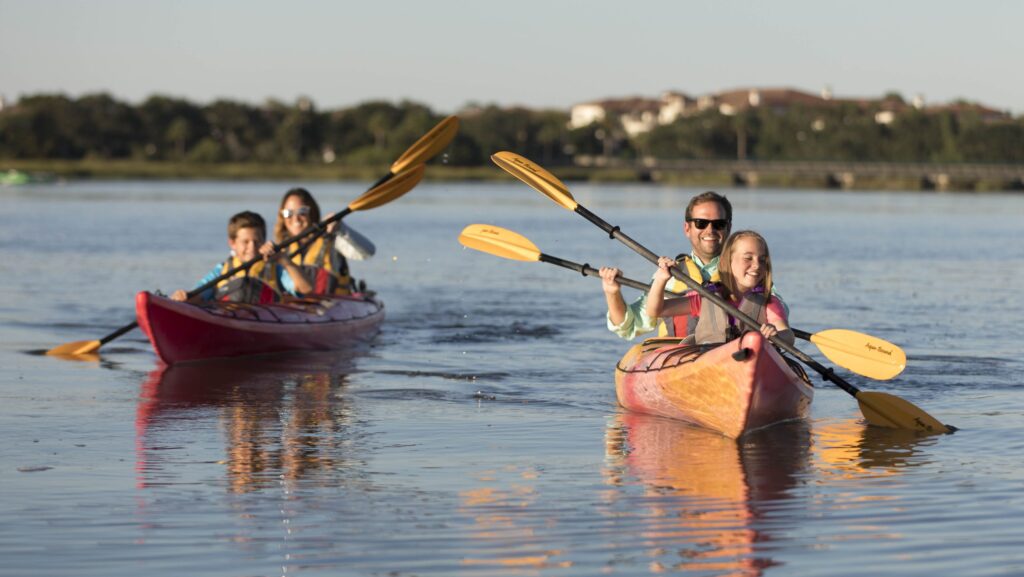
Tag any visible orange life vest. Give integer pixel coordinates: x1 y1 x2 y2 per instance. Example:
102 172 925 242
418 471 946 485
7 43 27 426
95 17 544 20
214 257 281 304
658 255 720 338
286 236 353 296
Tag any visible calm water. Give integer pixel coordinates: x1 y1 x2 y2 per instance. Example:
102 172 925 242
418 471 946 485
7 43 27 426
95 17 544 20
1 179 1023 577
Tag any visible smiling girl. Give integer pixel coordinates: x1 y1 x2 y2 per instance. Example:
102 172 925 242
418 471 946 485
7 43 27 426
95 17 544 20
646 230 794 345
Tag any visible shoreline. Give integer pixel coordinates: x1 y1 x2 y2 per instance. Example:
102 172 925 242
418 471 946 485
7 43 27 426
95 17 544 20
2 159 1021 193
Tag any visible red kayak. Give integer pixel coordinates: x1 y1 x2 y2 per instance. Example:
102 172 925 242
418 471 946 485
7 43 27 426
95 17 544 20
615 331 814 438
135 291 384 365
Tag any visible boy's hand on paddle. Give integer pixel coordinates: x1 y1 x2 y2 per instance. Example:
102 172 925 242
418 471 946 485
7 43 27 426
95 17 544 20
170 289 188 302
259 241 282 262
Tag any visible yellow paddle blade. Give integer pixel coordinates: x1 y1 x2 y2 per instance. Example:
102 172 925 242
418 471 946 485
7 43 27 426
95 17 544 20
390 115 460 174
46 339 101 356
810 329 907 381
491 151 577 211
47 351 101 362
458 224 541 262
856 391 952 434
348 164 425 212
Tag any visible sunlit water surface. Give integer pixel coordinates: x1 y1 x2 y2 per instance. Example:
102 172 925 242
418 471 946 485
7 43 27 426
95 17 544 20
1 180 1022 576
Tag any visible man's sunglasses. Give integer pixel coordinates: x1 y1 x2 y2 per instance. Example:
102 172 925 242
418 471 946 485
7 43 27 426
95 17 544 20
281 206 311 218
687 218 730 231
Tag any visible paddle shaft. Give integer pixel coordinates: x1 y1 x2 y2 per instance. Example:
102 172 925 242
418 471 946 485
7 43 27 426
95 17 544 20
277 218 357 275
540 252 840 353
93 321 138 347
572 204 864 398
538 253 649 292
81 206 359 348
369 171 397 190
792 328 814 341
183 207 356 300
57 116 457 356
182 131 436 296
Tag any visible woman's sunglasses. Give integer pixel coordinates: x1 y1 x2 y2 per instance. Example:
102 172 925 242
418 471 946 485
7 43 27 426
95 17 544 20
281 206 311 218
687 218 729 231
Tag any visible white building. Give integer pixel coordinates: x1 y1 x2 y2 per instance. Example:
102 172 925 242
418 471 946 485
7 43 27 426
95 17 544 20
569 95 679 137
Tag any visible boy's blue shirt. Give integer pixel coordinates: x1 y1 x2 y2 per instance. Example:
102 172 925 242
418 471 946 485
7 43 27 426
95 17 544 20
192 260 298 301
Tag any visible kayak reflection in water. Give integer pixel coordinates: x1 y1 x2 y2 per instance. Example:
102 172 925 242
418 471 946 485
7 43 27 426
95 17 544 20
602 413 811 575
134 353 364 493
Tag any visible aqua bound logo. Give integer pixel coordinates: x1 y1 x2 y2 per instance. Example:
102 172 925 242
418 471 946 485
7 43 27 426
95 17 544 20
865 342 893 356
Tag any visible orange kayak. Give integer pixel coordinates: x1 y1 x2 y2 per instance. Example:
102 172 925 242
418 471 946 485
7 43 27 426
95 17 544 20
615 331 814 438
136 291 384 365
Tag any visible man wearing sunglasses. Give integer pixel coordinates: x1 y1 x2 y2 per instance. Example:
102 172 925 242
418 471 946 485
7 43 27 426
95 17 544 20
601 191 733 340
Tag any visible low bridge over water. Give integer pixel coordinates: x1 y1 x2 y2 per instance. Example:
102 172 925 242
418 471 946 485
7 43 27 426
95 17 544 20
578 157 1024 190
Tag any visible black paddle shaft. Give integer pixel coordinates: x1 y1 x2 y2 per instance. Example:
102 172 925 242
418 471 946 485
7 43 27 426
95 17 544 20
538 253 649 292
183 206 355 300
369 170 397 190
536 250 851 364
572 204 863 398
86 208 357 346
97 321 139 346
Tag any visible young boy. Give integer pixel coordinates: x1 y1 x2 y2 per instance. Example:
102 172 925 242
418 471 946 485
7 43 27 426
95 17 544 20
170 211 312 304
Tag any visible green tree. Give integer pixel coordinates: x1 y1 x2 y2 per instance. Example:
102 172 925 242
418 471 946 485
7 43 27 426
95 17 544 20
204 99 272 162
887 110 942 162
139 96 207 160
641 111 735 160
959 120 1024 163
0 94 84 158
323 100 404 164
271 98 322 163
535 110 569 164
75 93 142 158
188 137 228 163
165 117 192 160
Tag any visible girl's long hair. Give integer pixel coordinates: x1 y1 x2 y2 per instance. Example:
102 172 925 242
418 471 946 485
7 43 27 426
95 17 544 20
274 188 322 243
716 230 772 302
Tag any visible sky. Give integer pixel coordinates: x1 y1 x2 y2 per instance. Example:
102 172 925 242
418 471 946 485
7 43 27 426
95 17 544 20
1 0 1022 115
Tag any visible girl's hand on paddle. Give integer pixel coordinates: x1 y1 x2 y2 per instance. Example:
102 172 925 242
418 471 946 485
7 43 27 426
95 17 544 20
760 323 778 339
170 289 188 302
654 256 674 283
324 212 337 234
599 267 622 296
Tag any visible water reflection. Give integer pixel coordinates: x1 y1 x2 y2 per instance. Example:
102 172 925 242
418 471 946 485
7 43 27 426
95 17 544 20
598 409 942 573
812 418 937 479
602 413 939 574
603 413 811 576
458 464 575 571
135 353 364 493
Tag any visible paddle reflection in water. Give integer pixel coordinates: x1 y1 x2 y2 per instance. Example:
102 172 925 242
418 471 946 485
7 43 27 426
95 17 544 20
812 419 936 480
602 413 812 576
135 352 365 493
458 471 575 571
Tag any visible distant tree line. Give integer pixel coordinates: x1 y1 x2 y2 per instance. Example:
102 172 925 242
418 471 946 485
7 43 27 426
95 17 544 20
1 92 1022 165
637 102 1024 164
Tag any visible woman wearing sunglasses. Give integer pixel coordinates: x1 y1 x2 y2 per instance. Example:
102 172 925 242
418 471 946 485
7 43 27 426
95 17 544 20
272 188 355 296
